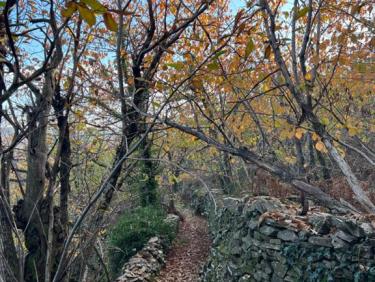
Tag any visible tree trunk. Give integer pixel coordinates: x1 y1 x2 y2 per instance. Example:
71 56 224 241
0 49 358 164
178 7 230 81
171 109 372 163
0 152 19 282
219 151 233 194
139 138 158 206
294 137 308 215
316 149 331 180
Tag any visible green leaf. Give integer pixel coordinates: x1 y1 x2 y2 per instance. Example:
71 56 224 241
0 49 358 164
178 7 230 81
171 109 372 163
103 12 118 32
296 7 310 19
78 4 96 26
82 0 107 13
245 37 255 57
166 62 184 70
207 60 220 70
212 50 227 60
0 2 6 8
61 2 77 18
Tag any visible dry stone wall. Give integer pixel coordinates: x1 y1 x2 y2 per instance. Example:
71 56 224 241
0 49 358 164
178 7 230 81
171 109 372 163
116 214 180 282
201 196 375 282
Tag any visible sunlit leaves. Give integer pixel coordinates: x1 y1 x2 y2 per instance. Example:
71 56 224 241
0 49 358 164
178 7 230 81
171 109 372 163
61 0 118 32
78 4 96 26
295 7 310 19
207 60 220 70
315 141 325 152
245 38 255 57
61 2 77 18
166 62 185 70
103 12 118 32
82 0 106 13
295 128 304 140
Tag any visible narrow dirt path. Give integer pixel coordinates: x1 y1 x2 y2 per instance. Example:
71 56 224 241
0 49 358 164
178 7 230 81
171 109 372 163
155 211 211 282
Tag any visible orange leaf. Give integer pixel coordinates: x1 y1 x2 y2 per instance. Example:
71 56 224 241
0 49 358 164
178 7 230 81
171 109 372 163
265 45 271 59
315 141 325 151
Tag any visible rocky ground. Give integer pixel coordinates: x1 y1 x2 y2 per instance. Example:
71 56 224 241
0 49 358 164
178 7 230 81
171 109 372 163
155 211 211 282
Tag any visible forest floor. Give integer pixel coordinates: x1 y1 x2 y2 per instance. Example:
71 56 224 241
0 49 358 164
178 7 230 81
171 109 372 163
155 210 211 282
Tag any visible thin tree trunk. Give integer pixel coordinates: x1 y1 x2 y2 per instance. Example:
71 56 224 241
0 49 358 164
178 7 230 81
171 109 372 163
295 137 308 215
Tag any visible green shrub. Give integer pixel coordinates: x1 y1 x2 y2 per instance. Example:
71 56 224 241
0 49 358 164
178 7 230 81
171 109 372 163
108 205 176 277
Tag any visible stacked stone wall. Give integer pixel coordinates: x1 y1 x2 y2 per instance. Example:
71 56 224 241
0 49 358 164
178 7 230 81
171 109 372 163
202 196 375 282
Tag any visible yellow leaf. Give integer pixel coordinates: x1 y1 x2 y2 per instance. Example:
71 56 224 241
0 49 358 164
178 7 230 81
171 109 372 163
321 117 329 125
285 156 297 164
295 128 304 139
348 126 358 137
103 12 118 32
61 2 77 18
312 132 320 141
304 72 312 81
78 4 96 26
315 141 325 151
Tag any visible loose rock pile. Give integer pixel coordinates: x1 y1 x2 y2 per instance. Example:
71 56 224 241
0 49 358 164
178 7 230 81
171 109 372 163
116 215 180 282
202 196 375 282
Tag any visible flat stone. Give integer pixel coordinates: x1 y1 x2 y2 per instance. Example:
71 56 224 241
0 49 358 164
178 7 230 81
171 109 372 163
271 261 288 278
254 231 268 241
331 217 365 237
259 225 279 237
247 197 284 214
336 230 357 243
308 236 332 247
353 244 373 259
269 239 282 245
331 235 350 249
277 230 298 242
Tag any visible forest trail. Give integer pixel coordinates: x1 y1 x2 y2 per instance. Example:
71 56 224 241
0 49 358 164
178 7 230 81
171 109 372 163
155 211 211 282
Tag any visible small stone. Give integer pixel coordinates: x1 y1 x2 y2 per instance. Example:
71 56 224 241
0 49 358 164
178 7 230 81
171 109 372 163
298 230 309 240
367 239 375 247
254 231 268 241
360 222 374 237
271 273 284 282
238 274 252 282
308 236 332 247
308 214 331 235
248 219 258 230
277 230 298 242
269 239 282 245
